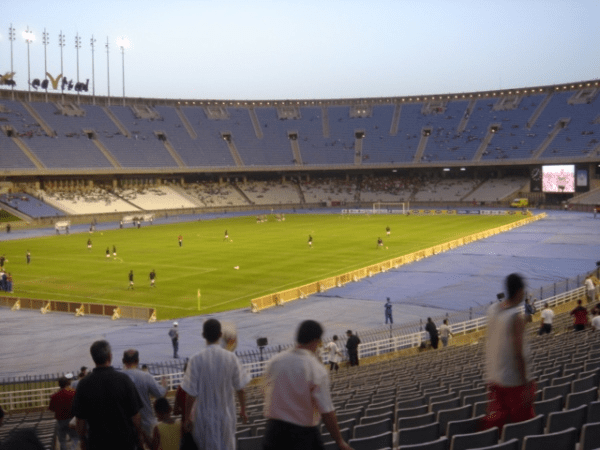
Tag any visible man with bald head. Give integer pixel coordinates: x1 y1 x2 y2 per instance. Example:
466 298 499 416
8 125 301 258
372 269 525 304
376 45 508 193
122 349 167 444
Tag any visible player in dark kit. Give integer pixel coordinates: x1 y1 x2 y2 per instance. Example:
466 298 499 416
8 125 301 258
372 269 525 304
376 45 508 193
308 235 313 247
128 270 134 290
224 229 229 241
178 235 183 247
149 269 156 287
26 250 31 265
377 237 384 248
386 226 391 236
87 239 92 250
106 247 110 259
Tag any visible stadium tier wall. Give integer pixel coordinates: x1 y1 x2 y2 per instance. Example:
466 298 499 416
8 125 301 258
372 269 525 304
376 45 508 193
0 296 155 321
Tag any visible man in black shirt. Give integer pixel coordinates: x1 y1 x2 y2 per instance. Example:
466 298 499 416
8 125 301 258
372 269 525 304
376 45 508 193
426 318 439 349
72 340 143 450
345 330 361 367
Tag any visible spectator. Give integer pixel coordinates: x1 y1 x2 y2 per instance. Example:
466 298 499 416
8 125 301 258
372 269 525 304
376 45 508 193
439 319 454 347
173 361 196 450
151 398 181 450
345 330 361 367
538 303 555 335
71 367 88 389
425 318 439 349
592 309 600 331
523 296 535 323
181 319 249 450
122 349 167 445
585 276 596 304
72 340 143 450
263 320 352 450
168 323 179 358
384 297 393 324
48 376 78 450
483 273 534 432
324 335 342 373
570 299 589 331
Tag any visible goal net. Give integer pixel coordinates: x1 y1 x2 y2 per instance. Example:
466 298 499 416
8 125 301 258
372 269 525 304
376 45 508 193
372 202 409 214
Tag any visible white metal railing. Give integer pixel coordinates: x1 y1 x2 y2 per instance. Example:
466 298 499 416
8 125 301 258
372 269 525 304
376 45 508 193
0 287 586 411
0 370 185 412
241 286 586 376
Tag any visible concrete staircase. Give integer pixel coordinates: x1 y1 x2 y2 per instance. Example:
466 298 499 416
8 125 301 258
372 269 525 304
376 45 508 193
531 119 569 159
162 140 186 168
20 102 55 137
527 93 553 129
176 107 197 139
102 107 130 137
472 124 501 162
290 137 303 166
390 104 402 136
11 137 45 169
248 109 263 139
90 138 121 168
457 100 477 134
412 129 430 163
322 107 330 138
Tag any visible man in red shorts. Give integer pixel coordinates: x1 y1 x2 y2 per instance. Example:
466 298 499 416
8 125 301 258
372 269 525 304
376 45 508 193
483 273 535 432
570 299 588 331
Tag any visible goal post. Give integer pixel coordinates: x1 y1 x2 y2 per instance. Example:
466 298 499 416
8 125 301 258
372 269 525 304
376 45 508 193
372 202 409 214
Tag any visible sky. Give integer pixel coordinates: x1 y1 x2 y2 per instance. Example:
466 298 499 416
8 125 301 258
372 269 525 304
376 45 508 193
1 0 599 101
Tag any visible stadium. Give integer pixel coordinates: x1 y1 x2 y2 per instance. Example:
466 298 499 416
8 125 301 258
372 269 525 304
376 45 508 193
2 3 600 449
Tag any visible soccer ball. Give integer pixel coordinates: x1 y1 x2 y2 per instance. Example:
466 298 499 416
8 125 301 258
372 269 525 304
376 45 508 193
386 247 388 249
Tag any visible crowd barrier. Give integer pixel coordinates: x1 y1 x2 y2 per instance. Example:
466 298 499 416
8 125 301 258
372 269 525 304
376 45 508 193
0 296 155 322
250 212 547 312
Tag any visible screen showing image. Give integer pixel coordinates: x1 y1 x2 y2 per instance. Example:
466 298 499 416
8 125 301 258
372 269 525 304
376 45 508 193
577 169 588 187
542 165 575 193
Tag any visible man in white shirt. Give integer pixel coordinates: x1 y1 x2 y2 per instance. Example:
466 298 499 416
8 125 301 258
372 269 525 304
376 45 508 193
324 335 342 373
585 277 596 304
263 320 352 450
592 310 600 331
483 273 535 431
538 303 555 335
182 319 249 450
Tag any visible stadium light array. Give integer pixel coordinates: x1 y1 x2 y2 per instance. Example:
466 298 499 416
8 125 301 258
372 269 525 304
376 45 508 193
22 27 35 101
116 36 131 105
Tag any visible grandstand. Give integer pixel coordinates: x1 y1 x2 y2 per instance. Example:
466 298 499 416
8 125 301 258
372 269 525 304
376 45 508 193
2 79 600 449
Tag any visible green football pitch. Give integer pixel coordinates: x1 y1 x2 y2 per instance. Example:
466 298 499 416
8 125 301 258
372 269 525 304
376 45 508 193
3 213 525 319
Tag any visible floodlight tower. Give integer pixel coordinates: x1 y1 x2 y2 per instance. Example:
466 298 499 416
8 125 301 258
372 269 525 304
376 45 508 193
116 36 130 106
105 37 110 106
42 28 49 102
23 27 35 102
8 24 15 99
58 31 65 102
75 33 81 103
90 35 96 104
